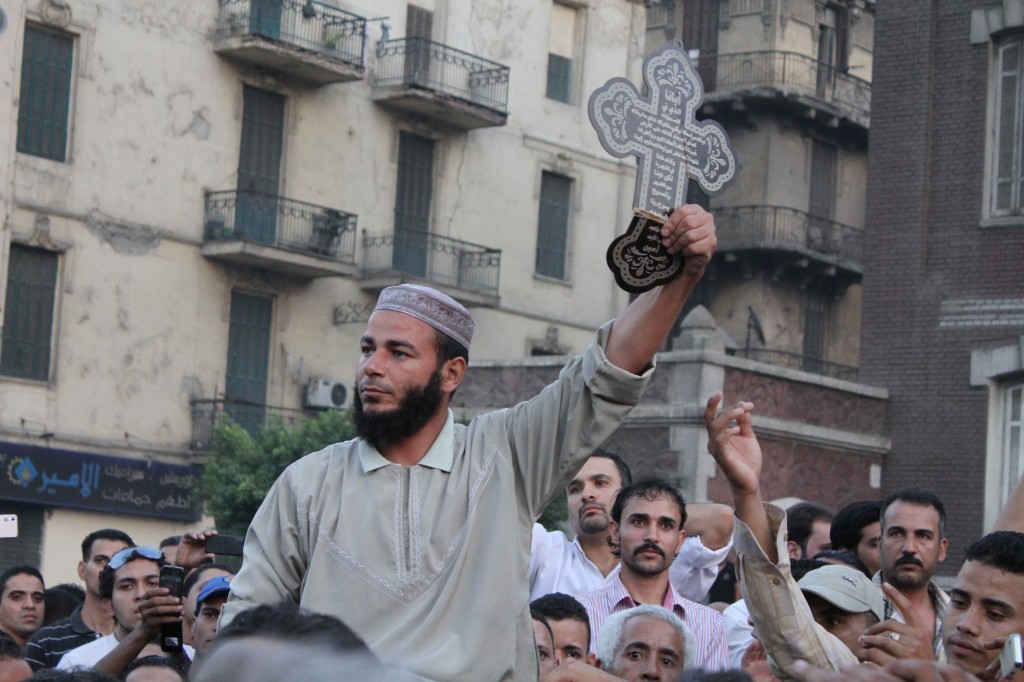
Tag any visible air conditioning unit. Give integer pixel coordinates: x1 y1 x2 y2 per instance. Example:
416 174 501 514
304 379 351 410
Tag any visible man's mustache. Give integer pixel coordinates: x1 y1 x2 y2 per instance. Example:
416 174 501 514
895 553 923 568
633 543 665 559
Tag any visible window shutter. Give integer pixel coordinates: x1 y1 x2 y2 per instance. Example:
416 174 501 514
17 24 74 161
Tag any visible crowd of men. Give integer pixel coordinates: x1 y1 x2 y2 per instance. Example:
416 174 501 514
0 207 1021 680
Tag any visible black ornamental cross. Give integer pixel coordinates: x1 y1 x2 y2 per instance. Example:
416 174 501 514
588 41 738 293
589 41 737 215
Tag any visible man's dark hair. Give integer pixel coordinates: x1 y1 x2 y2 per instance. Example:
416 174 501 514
28 670 119 681
811 550 872 578
786 502 834 557
677 672 754 682
830 500 881 553
215 601 372 656
0 565 44 596
610 478 687 527
530 593 591 647
80 529 134 562
964 531 1024 575
43 584 85 626
123 655 187 681
530 607 554 644
587 449 632 488
0 631 21 660
98 551 165 600
880 487 946 537
159 536 182 551
183 563 235 600
434 330 469 366
790 558 828 582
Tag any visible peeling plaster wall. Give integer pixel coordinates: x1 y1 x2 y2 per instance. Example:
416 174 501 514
0 0 648 456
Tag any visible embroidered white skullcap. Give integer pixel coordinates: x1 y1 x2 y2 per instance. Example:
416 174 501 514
373 284 474 351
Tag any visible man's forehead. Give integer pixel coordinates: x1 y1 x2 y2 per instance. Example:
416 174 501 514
4 574 42 592
622 493 680 519
883 501 940 529
621 616 683 649
576 457 622 484
549 617 588 643
89 538 130 559
955 560 1024 604
115 558 161 578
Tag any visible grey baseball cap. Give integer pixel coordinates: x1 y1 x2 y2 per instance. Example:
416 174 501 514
798 565 885 622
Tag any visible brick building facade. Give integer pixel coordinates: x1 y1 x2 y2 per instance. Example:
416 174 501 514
861 1 1024 574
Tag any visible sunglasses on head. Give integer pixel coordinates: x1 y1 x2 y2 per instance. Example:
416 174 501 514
107 545 163 570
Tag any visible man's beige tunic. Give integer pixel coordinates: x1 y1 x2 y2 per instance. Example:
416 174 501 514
221 323 650 681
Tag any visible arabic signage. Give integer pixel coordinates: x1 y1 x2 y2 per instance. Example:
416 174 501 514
0 441 202 521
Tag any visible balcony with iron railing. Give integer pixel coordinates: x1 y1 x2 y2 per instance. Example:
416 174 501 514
372 37 510 130
190 398 312 448
730 348 859 382
202 190 359 279
696 51 871 126
213 0 366 85
715 205 863 276
360 229 501 306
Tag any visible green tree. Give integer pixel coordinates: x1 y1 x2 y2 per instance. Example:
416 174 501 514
199 410 355 536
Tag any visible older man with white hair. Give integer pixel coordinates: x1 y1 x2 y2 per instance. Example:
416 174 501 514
595 605 696 681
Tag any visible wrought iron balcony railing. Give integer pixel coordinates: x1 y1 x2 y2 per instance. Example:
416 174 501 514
204 190 358 263
215 0 366 67
730 348 859 382
375 37 510 114
362 230 501 297
697 50 871 119
715 205 863 267
190 398 310 447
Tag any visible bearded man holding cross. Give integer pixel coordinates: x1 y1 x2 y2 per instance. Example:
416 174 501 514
221 206 718 680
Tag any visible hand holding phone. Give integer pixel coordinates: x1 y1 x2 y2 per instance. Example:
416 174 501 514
158 565 185 652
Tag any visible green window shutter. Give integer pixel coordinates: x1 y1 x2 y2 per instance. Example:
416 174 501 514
536 172 572 280
1 245 58 381
17 24 74 162
225 291 272 435
546 54 572 103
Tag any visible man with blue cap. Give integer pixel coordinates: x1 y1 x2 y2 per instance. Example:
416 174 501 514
191 576 231 661
223 206 719 680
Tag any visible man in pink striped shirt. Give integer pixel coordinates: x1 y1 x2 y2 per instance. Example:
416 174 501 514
576 479 730 672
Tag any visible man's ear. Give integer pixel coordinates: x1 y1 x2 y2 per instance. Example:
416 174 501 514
587 652 598 667
787 540 802 560
440 357 467 394
77 561 86 581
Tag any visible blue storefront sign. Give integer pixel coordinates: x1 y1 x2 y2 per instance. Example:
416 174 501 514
0 441 201 521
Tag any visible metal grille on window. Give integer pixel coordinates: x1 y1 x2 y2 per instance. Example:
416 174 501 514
17 24 74 161
994 38 1024 216
1 245 58 381
536 172 572 280
1005 384 1024 503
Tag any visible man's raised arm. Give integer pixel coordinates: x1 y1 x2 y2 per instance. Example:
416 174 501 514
605 205 717 375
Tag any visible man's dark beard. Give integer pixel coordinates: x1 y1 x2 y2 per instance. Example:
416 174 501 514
353 367 445 452
883 553 929 590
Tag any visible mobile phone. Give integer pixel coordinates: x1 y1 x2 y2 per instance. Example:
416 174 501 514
158 565 184 652
0 515 17 539
1000 633 1023 678
205 534 244 556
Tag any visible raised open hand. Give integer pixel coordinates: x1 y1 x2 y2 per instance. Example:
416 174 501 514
704 391 761 498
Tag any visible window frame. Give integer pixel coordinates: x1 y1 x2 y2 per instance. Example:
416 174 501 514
0 243 61 383
984 31 1024 226
16 21 76 162
534 170 574 282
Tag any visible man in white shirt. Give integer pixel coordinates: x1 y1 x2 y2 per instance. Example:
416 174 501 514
58 546 193 672
530 450 733 603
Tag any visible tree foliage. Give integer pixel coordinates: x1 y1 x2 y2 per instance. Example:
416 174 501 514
199 410 356 536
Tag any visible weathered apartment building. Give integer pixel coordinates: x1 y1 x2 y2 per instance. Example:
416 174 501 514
0 0 648 579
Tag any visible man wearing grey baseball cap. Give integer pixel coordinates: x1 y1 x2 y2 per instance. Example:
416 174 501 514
222 205 718 681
